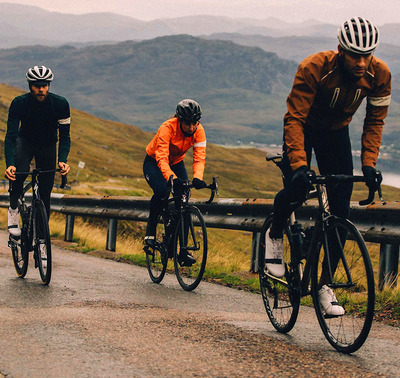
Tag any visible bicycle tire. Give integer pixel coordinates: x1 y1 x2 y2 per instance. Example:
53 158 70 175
145 214 168 283
258 215 300 333
311 216 375 353
173 206 207 291
10 210 29 278
34 200 52 285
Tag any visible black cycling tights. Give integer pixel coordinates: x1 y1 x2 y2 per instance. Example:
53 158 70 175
9 137 56 218
270 126 354 238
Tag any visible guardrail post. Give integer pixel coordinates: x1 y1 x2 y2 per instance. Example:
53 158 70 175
378 243 399 290
106 218 118 251
251 232 260 272
64 215 75 242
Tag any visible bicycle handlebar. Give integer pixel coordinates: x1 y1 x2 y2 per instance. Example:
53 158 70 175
265 153 384 206
306 171 383 206
14 168 68 189
167 176 219 204
205 177 219 204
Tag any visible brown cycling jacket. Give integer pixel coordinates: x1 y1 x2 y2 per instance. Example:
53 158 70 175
284 50 391 171
146 117 207 181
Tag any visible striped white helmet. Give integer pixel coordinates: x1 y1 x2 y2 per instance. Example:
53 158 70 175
337 17 379 55
26 65 54 83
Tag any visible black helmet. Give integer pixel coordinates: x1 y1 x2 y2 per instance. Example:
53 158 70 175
176 99 202 124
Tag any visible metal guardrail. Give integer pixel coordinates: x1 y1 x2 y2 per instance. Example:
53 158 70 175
0 193 398 289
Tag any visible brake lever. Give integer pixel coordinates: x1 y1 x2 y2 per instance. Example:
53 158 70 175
205 177 219 204
60 175 68 189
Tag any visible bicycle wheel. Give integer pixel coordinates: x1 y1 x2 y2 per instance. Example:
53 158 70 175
173 206 207 291
311 216 375 353
145 214 168 283
34 200 52 285
10 211 29 278
258 216 300 333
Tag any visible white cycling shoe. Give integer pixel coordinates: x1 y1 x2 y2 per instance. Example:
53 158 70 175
265 231 285 278
318 285 345 317
8 207 21 237
40 244 47 269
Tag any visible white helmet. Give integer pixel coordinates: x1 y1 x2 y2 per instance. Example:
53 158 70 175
337 17 379 55
26 65 54 83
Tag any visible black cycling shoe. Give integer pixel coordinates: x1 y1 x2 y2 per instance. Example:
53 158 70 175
144 236 156 253
144 236 155 247
178 250 196 267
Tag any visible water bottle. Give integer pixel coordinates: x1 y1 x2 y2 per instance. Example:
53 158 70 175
301 226 315 258
290 222 304 259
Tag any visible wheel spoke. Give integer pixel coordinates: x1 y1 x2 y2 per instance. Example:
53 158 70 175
259 216 300 333
174 207 207 291
312 218 374 353
146 214 168 283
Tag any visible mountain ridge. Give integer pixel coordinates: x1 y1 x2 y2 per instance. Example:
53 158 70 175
0 3 398 48
0 34 298 145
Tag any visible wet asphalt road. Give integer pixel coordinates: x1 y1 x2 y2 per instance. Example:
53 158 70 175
0 230 399 377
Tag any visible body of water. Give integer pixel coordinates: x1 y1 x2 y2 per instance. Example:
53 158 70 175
381 172 400 189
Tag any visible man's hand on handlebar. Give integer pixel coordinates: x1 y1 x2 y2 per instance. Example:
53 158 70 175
58 162 70 175
362 166 382 192
5 165 16 181
291 165 314 191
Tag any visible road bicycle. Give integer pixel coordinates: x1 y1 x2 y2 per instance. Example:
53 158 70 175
8 168 67 285
144 177 218 291
258 153 383 353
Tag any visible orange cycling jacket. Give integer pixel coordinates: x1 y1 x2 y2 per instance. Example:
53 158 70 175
146 117 207 181
284 50 391 171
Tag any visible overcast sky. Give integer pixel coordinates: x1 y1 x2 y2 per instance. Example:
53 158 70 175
4 0 400 25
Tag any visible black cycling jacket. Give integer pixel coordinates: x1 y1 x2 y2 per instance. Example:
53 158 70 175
5 92 71 167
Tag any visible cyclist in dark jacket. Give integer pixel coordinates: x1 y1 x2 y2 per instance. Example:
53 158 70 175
265 17 391 316
5 65 71 236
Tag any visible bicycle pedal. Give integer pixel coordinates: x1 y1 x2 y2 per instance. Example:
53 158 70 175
9 234 20 242
143 245 152 254
178 254 196 267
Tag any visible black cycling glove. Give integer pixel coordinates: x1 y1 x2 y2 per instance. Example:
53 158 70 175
192 178 207 189
173 177 185 190
362 166 382 192
291 165 313 191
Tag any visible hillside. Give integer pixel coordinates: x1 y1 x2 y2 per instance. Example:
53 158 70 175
0 35 298 146
0 84 284 199
1 84 400 201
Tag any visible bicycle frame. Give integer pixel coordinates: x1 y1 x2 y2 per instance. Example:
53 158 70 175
266 154 381 297
262 153 379 352
163 177 217 246
16 168 66 243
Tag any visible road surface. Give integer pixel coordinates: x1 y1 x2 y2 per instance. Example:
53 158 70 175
0 230 399 377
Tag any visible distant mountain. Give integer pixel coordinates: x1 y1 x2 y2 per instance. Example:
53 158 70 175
1 3 398 48
0 32 399 157
0 35 298 145
206 33 400 75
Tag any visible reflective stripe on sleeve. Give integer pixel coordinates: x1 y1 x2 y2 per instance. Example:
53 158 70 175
368 95 391 107
193 141 207 148
58 117 71 125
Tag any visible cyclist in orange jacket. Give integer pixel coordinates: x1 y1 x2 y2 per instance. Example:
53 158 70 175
143 99 207 262
265 17 391 316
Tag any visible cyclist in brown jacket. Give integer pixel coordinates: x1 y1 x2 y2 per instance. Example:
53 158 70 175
265 17 391 316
